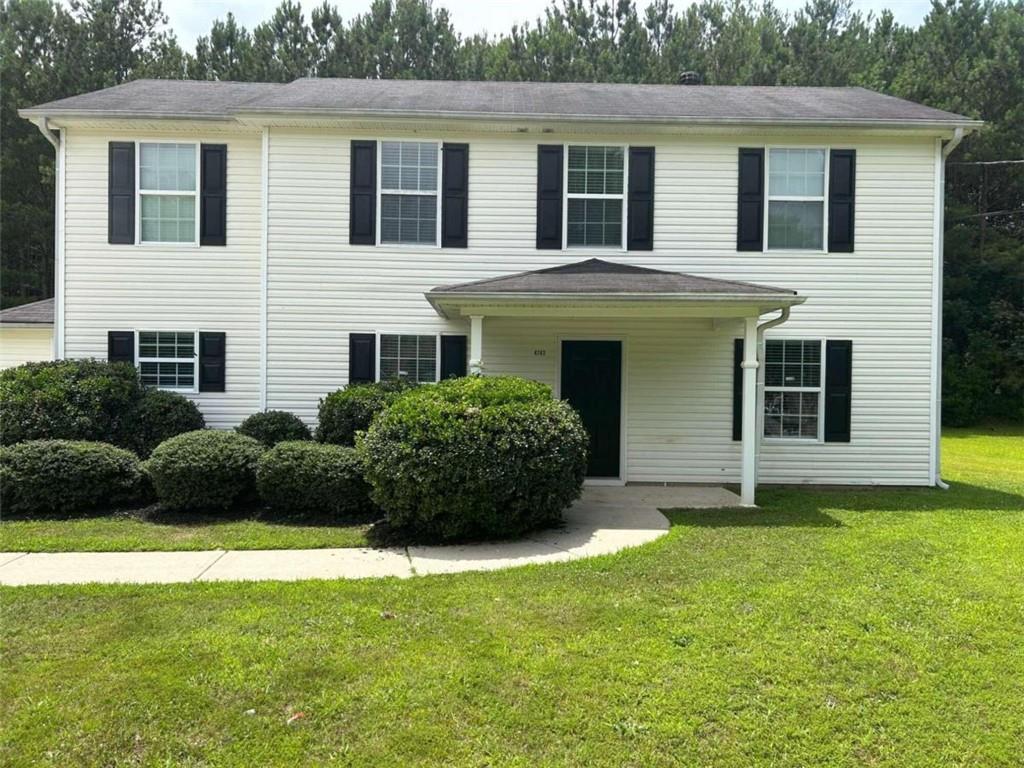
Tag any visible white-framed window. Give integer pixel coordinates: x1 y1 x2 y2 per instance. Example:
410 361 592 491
138 142 199 244
763 339 823 440
765 148 827 251
378 141 441 246
564 144 626 248
137 330 198 392
378 333 439 384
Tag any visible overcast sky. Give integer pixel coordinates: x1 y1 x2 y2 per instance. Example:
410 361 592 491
151 0 935 50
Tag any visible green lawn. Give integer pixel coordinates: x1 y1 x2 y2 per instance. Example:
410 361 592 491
1 428 1022 767
0 507 371 552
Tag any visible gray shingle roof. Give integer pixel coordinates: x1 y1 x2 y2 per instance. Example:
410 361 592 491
430 259 796 296
0 298 54 325
20 80 284 120
21 78 977 127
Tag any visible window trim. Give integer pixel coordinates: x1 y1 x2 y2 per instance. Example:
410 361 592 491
375 331 442 384
761 338 826 443
375 139 443 249
135 140 201 247
562 141 629 251
763 145 829 253
134 329 200 394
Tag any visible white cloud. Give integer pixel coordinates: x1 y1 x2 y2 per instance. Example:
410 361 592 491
150 0 933 53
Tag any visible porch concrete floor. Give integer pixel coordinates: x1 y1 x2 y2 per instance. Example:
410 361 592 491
0 485 739 585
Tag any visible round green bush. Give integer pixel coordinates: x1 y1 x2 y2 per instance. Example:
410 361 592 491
237 410 311 447
358 376 589 541
316 379 415 445
256 441 373 516
0 440 144 516
130 388 206 457
144 430 265 511
0 360 140 446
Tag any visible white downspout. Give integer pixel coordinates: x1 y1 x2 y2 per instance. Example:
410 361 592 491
32 118 63 360
753 307 791 489
932 127 965 491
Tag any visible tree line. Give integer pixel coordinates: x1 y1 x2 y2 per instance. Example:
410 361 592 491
1 0 1020 423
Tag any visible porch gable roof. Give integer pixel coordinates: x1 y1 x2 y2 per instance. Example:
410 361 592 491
426 259 804 319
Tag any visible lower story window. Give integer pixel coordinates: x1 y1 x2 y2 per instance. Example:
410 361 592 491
138 331 197 390
379 334 437 384
763 339 822 439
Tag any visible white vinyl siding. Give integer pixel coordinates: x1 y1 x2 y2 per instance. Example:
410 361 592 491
0 327 53 369
59 121 938 485
62 125 262 427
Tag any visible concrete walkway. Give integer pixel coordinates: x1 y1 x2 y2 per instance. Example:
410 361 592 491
0 485 739 585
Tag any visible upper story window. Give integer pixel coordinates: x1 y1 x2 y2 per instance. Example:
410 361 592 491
766 148 826 250
379 141 440 246
566 145 625 248
763 339 822 439
139 143 198 244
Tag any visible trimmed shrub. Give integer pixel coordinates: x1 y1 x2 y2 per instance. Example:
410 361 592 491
0 440 144 516
316 379 415 445
237 410 311 447
256 441 373 516
358 376 589 541
144 430 265 511
0 359 140 446
130 388 206 457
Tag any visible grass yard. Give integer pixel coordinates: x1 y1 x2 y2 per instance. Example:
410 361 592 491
0 507 372 552
1 427 1022 767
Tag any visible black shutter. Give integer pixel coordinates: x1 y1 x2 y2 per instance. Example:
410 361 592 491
736 148 764 251
200 144 227 246
349 333 376 384
198 332 226 393
536 145 563 249
108 142 135 244
732 338 743 441
441 143 469 248
440 335 467 379
824 340 852 442
828 149 856 253
108 331 135 364
350 140 376 245
627 146 655 251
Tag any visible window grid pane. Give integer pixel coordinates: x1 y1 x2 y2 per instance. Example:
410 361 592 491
381 194 437 245
139 143 196 192
567 198 622 247
139 362 195 389
380 141 438 193
140 194 195 243
764 340 821 440
567 145 624 195
767 201 823 250
138 331 194 360
379 334 437 384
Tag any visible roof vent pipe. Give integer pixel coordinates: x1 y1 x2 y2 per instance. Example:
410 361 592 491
678 71 702 85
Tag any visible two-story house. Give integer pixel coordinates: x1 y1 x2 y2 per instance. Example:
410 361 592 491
20 78 979 505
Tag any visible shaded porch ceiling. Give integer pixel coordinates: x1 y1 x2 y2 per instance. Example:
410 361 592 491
426 259 805 319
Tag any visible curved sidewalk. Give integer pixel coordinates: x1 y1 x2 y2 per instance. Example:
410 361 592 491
0 486 739 585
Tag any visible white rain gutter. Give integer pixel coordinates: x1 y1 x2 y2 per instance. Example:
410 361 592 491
31 118 64 360
932 126 967 490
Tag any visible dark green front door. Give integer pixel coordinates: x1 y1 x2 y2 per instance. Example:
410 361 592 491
560 340 622 478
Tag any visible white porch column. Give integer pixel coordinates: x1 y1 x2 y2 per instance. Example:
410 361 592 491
469 315 484 375
740 315 759 506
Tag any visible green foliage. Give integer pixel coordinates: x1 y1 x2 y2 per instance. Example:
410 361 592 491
129 388 206 457
0 359 141 446
358 376 588 541
0 439 143 516
237 410 311 447
0 359 205 454
316 379 415 445
143 430 265 512
256 440 373 516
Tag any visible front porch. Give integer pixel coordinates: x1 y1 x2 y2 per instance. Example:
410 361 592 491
427 259 806 506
